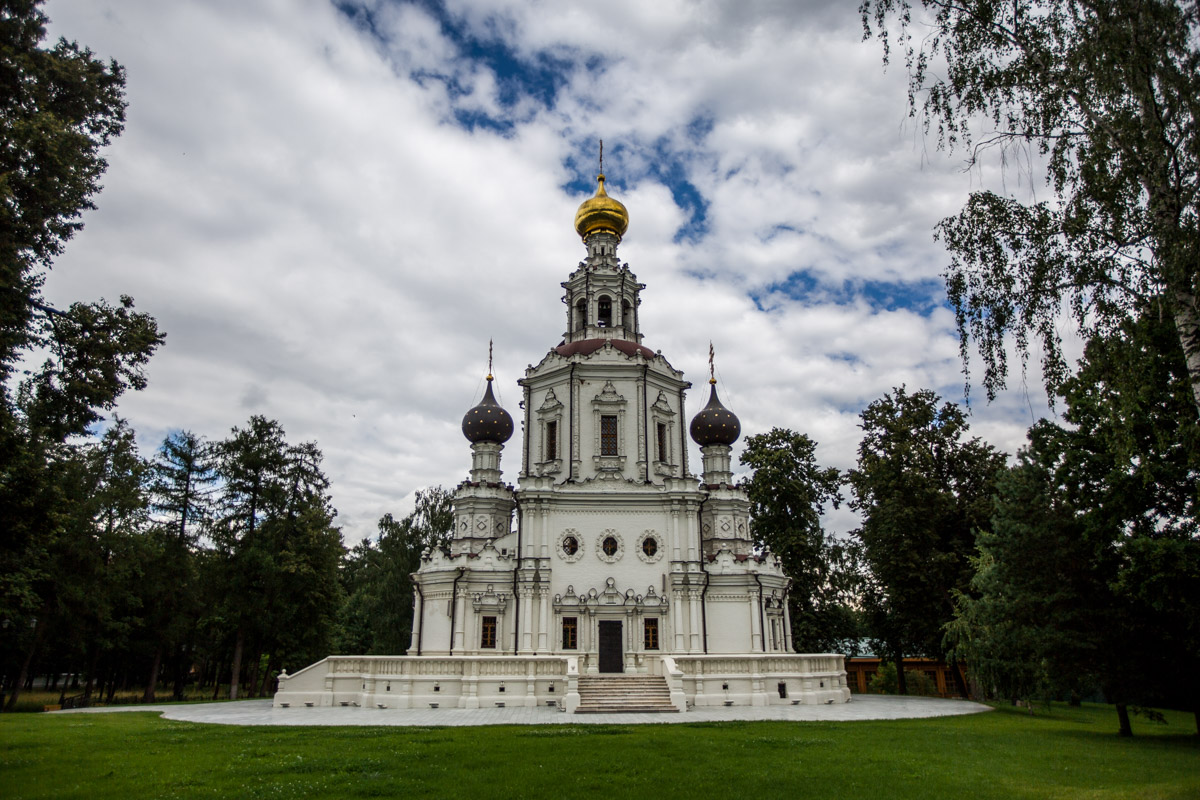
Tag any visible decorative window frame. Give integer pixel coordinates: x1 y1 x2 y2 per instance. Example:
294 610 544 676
471 584 510 614
592 382 627 473
595 529 624 564
536 389 564 475
556 529 584 563
636 529 664 564
650 390 676 477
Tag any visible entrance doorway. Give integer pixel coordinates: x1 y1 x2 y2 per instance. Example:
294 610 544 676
598 620 624 673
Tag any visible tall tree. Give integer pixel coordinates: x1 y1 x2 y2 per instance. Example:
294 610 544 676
0 1 162 710
211 418 345 698
142 431 214 701
336 488 453 656
212 416 288 699
951 307 1197 735
860 0 1200 413
947 455 1104 708
739 428 858 652
150 430 215 546
846 387 1005 694
1039 309 1197 733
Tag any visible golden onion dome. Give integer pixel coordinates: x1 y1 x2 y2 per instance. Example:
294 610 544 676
574 173 629 241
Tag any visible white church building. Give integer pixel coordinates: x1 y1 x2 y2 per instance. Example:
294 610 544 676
274 170 851 713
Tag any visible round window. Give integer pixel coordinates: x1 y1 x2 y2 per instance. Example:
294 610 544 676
563 536 579 556
602 536 618 557
642 537 657 557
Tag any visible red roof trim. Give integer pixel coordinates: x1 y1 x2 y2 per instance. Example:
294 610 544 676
555 338 656 359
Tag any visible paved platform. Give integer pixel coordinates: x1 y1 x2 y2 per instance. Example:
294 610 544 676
55 695 990 727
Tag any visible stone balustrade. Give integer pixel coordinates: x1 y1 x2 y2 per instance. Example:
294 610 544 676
274 652 851 711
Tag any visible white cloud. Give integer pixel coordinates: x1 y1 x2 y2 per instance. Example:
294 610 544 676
41 0 1052 542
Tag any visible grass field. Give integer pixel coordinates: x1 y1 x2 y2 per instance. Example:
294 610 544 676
1 702 1196 799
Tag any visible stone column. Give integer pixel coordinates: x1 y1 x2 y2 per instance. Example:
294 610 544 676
688 590 702 653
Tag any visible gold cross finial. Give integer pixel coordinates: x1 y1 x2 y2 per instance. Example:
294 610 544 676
487 339 494 381
708 341 716 384
599 140 604 175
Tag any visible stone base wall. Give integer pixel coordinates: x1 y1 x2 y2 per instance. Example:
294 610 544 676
674 654 851 706
274 653 850 712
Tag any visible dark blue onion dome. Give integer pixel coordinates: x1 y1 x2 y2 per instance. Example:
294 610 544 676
689 379 741 446
462 376 514 444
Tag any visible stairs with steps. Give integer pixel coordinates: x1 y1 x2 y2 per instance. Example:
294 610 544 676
575 675 679 713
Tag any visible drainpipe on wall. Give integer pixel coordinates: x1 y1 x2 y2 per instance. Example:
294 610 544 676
413 582 425 656
563 363 576 484
448 567 465 655
677 385 688 477
522 382 531 478
642 364 650 483
753 574 766 653
512 506 522 654
697 508 709 653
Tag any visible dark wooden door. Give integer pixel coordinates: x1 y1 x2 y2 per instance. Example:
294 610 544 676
598 620 624 673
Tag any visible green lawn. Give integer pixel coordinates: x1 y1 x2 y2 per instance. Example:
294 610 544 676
1 703 1196 799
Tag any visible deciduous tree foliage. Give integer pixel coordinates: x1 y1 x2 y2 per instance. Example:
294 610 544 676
951 308 1198 735
739 428 859 653
0 1 164 711
846 387 1005 695
861 0 1200 413
0 0 127 375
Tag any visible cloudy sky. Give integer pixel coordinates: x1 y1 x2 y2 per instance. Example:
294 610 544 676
42 0 1064 543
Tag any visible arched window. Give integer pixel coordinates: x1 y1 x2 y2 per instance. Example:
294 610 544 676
598 296 612 328
622 299 632 331
574 298 587 331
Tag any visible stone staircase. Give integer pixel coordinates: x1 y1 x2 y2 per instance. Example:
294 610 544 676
574 675 679 713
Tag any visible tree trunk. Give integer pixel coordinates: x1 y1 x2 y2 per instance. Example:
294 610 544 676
229 627 245 700
1115 702 1133 737
171 644 188 701
3 614 47 712
1172 289 1200 418
82 646 100 705
143 646 162 703
949 656 970 698
259 653 276 697
894 652 908 695
245 648 260 699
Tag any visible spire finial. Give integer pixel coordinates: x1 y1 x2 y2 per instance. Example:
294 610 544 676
487 339 494 381
708 341 716 384
598 139 604 175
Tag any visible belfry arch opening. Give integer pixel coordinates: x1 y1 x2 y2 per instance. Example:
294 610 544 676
622 299 632 331
574 298 586 332
598 296 612 328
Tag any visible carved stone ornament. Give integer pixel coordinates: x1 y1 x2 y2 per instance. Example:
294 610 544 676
651 390 675 416
537 389 563 413
636 530 664 564
593 381 626 406
595 529 624 563
471 584 510 613
556 528 584 563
